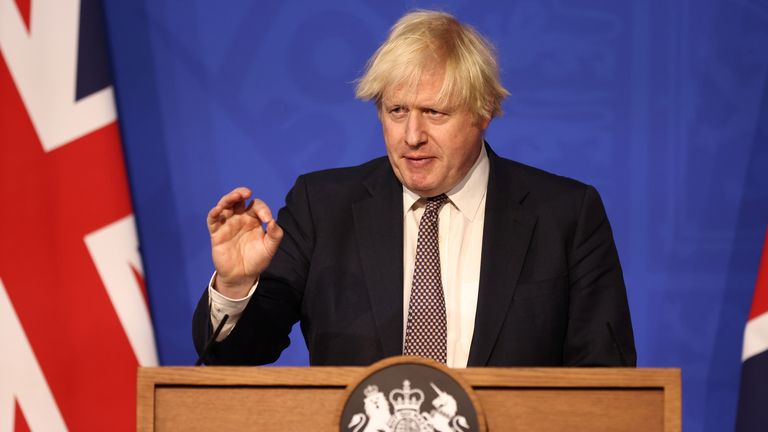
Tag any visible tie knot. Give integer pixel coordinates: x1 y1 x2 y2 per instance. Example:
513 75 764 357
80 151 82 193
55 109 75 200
425 194 449 213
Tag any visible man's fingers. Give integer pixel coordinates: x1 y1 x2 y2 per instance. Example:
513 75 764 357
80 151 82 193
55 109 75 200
207 205 236 227
264 220 284 256
208 187 255 224
216 187 252 210
207 206 221 223
208 189 275 237
248 199 274 224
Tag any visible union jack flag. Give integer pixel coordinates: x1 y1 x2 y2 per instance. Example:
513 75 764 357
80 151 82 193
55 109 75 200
0 0 157 429
736 228 768 430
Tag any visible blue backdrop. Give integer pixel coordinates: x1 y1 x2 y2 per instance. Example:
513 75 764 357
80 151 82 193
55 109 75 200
102 1 768 430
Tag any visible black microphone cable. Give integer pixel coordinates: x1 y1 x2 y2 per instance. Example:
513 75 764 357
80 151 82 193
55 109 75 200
195 314 229 366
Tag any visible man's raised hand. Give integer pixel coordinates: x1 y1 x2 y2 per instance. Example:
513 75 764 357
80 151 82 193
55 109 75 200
207 187 283 298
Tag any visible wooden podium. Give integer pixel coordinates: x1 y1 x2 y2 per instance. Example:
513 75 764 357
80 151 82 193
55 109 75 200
137 364 680 431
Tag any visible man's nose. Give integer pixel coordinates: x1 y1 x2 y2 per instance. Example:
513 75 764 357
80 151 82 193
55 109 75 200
404 112 427 147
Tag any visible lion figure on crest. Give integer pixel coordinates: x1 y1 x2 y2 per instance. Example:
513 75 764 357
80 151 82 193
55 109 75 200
348 385 392 432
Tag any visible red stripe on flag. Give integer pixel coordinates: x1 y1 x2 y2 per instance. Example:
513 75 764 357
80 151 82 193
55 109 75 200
130 263 151 312
13 0 31 32
1 53 138 430
748 228 768 321
14 399 30 432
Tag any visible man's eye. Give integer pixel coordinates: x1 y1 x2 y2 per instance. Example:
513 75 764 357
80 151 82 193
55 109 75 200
388 107 407 118
425 109 445 118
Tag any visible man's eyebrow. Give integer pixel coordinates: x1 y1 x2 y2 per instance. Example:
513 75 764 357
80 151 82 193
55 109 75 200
382 101 407 109
417 102 451 112
382 98 449 110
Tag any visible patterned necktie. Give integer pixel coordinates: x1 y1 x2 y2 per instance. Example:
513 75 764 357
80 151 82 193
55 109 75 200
404 193 449 363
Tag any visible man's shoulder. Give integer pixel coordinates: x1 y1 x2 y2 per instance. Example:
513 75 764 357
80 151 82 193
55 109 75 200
299 156 391 184
290 156 395 200
492 153 591 196
491 154 606 225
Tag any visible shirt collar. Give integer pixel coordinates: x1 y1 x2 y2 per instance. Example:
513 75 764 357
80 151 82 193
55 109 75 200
402 144 489 222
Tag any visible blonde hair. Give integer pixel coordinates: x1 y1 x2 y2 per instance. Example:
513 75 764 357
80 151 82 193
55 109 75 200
355 10 509 120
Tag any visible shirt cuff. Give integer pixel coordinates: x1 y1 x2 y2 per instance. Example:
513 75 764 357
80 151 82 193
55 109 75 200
208 272 258 341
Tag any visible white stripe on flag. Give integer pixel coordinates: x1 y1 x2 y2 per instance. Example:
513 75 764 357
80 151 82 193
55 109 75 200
0 279 67 431
85 215 158 366
0 0 116 152
742 311 768 361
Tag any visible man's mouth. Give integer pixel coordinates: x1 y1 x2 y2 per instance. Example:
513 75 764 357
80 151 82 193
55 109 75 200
404 155 435 168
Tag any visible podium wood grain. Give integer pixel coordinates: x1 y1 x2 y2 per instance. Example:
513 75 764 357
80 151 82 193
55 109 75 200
138 367 680 431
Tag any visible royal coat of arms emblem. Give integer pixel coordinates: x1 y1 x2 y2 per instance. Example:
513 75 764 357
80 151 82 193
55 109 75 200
347 379 470 432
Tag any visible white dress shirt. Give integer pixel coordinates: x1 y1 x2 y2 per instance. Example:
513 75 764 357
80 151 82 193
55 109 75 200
401 145 488 367
208 146 489 368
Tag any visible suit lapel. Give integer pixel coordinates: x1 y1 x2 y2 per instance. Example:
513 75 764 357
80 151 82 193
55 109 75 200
468 148 537 366
352 165 405 358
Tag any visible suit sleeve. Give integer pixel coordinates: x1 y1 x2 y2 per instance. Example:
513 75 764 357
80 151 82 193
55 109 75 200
192 176 315 365
563 185 637 366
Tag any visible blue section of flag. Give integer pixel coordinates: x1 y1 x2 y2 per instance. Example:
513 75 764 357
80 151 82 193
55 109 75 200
75 0 111 101
736 349 768 431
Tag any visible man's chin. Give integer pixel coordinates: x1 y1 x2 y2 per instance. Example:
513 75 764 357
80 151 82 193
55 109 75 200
404 182 440 197
395 168 444 196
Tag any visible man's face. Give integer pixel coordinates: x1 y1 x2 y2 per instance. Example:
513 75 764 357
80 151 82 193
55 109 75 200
380 69 489 198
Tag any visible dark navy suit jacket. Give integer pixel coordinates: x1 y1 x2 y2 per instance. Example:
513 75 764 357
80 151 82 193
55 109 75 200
193 146 636 366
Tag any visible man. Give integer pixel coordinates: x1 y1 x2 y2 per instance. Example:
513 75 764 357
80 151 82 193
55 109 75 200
193 10 636 367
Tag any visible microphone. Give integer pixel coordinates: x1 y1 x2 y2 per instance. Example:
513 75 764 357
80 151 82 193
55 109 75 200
605 321 629 367
195 314 229 366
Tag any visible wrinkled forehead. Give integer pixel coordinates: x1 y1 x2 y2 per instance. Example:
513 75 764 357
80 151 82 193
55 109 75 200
379 65 453 109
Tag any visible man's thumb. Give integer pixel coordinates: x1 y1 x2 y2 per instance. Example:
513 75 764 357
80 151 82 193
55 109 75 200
264 220 284 255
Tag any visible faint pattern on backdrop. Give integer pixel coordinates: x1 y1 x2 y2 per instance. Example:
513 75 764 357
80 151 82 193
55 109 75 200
103 1 768 431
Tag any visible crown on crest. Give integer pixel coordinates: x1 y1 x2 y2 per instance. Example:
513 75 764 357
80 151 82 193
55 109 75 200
364 385 380 397
389 380 424 411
